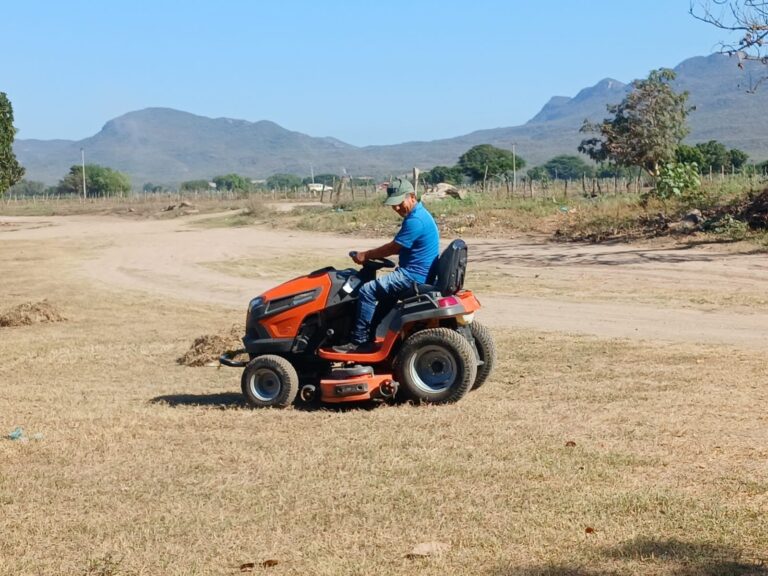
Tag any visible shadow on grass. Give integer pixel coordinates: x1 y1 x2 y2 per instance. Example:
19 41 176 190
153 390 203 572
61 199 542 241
494 568 617 576
150 392 389 412
150 392 246 409
608 538 768 576
492 538 767 576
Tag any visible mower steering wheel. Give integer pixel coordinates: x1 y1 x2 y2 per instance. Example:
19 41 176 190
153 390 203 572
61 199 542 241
350 251 396 271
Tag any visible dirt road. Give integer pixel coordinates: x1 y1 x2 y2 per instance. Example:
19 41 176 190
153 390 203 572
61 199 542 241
3 212 768 348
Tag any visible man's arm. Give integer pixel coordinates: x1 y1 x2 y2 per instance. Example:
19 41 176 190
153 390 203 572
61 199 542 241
353 240 400 264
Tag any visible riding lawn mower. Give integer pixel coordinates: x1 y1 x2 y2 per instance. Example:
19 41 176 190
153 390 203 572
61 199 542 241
220 239 495 407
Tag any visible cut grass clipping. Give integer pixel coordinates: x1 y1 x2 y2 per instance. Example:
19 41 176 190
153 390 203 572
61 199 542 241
177 324 242 367
0 300 65 327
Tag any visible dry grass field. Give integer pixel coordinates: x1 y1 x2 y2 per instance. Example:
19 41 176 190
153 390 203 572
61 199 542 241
1 208 767 575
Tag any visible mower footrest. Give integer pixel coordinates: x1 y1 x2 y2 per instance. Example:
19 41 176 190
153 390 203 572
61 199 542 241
334 382 369 397
320 373 395 403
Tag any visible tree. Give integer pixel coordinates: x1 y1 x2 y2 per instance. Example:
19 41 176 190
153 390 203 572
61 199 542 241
180 179 211 192
729 148 749 171
694 140 730 172
213 173 251 192
56 164 131 197
594 163 640 179
541 155 595 179
8 179 49 196
457 144 525 184
579 69 693 177
526 166 549 182
421 165 464 185
676 144 706 166
0 92 25 195
690 1 768 90
266 173 303 190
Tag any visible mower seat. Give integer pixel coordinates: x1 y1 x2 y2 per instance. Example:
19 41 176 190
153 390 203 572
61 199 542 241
399 239 468 299
369 240 468 341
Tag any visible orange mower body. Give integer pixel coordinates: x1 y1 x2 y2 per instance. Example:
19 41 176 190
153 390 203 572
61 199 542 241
220 239 495 407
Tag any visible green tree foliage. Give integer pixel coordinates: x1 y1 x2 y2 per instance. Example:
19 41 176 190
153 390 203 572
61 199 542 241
579 69 692 177
457 144 525 184
694 140 730 172
421 165 464 185
266 173 303 190
180 179 211 192
56 164 131 197
8 179 49 196
728 148 749 171
594 163 640 179
526 166 549 181
541 155 595 179
675 144 705 167
691 140 750 173
213 173 251 192
0 92 25 195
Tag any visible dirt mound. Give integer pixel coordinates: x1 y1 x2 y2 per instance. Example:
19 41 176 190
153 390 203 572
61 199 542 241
0 300 66 327
177 324 243 367
742 188 768 229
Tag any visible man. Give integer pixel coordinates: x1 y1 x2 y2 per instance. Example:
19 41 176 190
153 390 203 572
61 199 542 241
333 177 440 353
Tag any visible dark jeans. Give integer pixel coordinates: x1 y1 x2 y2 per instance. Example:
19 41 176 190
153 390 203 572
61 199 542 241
351 268 414 344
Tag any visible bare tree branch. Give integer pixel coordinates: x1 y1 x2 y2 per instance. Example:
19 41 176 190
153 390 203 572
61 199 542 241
690 1 768 89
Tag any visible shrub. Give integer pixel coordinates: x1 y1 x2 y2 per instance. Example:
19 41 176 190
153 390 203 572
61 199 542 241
650 162 702 203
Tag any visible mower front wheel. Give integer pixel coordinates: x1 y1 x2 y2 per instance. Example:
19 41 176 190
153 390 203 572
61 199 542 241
469 321 496 390
394 327 477 404
241 355 299 408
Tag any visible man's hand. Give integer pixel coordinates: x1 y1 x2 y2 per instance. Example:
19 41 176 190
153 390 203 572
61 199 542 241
350 241 400 265
351 251 367 265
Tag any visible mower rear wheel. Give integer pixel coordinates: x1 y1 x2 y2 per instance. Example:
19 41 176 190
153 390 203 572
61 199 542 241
469 321 496 390
241 355 299 408
394 327 477 404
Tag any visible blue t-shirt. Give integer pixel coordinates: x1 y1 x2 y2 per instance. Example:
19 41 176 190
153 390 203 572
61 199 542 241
394 202 440 283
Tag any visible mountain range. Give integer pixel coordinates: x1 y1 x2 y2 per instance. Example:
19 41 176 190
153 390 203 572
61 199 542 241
14 53 768 186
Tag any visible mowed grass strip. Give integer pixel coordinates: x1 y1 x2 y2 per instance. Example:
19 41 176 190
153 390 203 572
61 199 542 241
1 238 766 576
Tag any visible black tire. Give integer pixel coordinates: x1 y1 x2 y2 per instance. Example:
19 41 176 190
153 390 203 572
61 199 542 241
469 321 496 390
394 327 477 404
240 355 299 408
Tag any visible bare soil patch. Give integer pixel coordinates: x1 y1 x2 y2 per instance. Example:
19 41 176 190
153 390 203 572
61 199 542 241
0 299 65 327
3 212 768 348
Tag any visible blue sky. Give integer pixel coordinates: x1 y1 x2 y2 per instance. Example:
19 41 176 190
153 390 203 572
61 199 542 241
3 1 729 145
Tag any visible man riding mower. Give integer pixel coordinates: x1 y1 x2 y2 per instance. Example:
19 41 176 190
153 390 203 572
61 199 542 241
220 179 495 407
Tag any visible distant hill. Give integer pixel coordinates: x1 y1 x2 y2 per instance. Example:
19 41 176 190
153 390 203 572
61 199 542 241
14 53 768 186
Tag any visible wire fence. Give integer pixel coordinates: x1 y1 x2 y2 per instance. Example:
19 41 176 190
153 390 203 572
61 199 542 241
3 172 767 209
